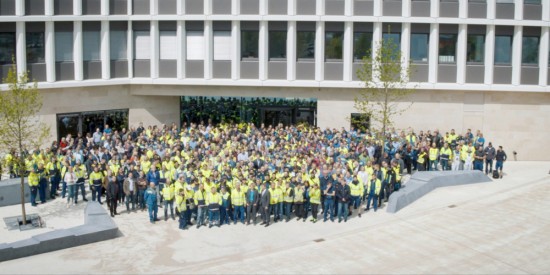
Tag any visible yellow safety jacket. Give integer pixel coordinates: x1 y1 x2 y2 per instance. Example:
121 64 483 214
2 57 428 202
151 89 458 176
269 188 280 205
89 171 104 186
176 193 186 212
231 189 245 206
366 179 382 196
429 148 439 161
309 188 321 204
294 188 304 203
206 192 222 206
28 172 39 187
283 187 294 203
349 182 364 197
417 152 427 164
162 185 175 201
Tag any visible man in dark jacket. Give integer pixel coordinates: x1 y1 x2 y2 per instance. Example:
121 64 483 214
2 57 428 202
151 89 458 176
246 182 260 225
107 176 119 217
336 179 351 223
259 183 271 227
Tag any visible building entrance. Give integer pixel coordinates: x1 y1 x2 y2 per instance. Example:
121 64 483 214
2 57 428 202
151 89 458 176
57 109 129 142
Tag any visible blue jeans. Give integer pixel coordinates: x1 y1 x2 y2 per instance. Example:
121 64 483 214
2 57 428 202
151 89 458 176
337 202 349 221
147 204 158 222
285 202 293 220
197 206 207 226
92 185 102 203
485 159 493 174
208 208 220 226
164 199 174 219
30 186 38 206
138 189 146 209
495 160 503 171
323 199 335 221
351 196 361 209
38 180 47 203
440 159 449 171
367 193 378 211
49 176 59 198
125 191 136 211
178 209 187 229
220 206 230 224
75 183 87 202
233 205 245 223
474 161 483 171
429 160 438 171
277 203 284 219
67 185 76 203
61 181 67 198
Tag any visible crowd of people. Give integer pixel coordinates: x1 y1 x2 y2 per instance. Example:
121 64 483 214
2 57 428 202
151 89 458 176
2 121 507 229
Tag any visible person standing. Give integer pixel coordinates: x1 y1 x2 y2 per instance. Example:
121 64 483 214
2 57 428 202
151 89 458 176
283 182 294 222
193 183 207 228
46 156 61 199
293 184 305 221
439 143 452 171
323 182 335 222
29 169 40 207
220 187 231 225
37 163 48 204
349 177 363 218
231 183 245 224
473 145 485 171
428 143 439 171
175 188 187 230
246 182 260 225
137 171 148 210
309 184 321 223
89 166 104 205
336 179 350 223
146 165 161 206
483 142 496 175
269 183 281 222
144 182 159 224
451 146 461 171
259 183 271 227
161 179 175 221
207 186 222 228
365 173 381 212
123 172 136 212
106 172 119 217
64 166 77 207
495 146 507 179
74 164 88 204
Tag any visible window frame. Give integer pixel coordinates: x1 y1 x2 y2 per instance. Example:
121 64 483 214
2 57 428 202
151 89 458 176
494 35 512 65
466 34 485 64
268 30 287 61
438 33 457 64
0 32 16 65
325 31 344 61
241 30 259 60
353 32 372 62
410 33 429 63
521 36 539 66
296 31 315 61
26 31 46 63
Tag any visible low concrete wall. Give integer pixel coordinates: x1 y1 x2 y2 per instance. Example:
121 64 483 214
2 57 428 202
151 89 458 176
387 170 492 213
0 178 30 207
0 202 119 262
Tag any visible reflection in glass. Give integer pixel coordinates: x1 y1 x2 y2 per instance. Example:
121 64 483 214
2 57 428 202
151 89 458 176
410 33 429 62
522 36 539 65
269 31 287 59
467 34 485 63
438 34 457 63
0 33 16 64
325 31 343 60
353 32 372 61
26 32 45 63
241 31 259 59
494 35 512 64
297 31 315 59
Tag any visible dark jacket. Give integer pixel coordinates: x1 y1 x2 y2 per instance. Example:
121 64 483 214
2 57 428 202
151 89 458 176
107 179 119 199
335 183 351 203
259 189 270 207
246 188 260 205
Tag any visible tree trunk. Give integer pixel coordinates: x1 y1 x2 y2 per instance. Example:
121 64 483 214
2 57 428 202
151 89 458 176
19 162 27 225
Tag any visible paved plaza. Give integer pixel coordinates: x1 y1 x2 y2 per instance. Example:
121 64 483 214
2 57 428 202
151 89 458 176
0 161 549 274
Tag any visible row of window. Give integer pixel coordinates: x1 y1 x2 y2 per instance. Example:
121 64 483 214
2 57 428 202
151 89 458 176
0 22 545 66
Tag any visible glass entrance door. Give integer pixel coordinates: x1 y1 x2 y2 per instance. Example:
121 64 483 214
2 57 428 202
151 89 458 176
56 109 129 142
57 113 81 142
262 108 294 127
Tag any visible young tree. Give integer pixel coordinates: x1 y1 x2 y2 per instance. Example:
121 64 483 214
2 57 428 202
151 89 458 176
354 35 415 139
0 63 50 225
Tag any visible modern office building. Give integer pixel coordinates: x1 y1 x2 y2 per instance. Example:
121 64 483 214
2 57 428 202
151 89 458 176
0 0 549 159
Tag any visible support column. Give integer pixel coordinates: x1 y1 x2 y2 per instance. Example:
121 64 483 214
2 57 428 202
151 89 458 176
128 0 133 15
204 0 212 14
316 0 325 15
511 26 522 85
16 22 26 75
74 21 83 81
231 20 240 80
101 0 109 15
150 20 159 79
45 21 56 82
456 24 467 84
486 0 495 19
459 0 467 19
373 0 381 16
16 0 24 15
233 0 240 15
514 0 523 20
287 21 296 81
538 27 549 86
401 23 411 80
101 21 110 79
127 21 134 78
484 24 495 85
260 0 267 15
151 0 158 15
428 23 439 83
204 20 213 79
430 0 439 17
315 21 325 81
289 0 296 15
343 21 353 82
177 20 185 79
372 22 382 82
259 20 268 81
402 0 411 17
543 0 550 21
45 0 54 15
74 0 82 15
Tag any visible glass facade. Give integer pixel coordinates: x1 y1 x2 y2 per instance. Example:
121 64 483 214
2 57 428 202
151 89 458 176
241 31 259 59
494 36 512 64
467 34 485 63
110 30 127 60
522 36 539 65
0 33 16 64
353 32 372 61
269 31 287 59
26 32 45 63
297 31 315 59
439 34 457 63
83 31 101 61
410 33 429 62
325 31 343 61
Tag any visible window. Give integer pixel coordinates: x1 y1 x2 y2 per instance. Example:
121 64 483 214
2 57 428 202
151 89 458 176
110 30 127 60
0 33 16 64
186 31 204 60
241 31 259 59
467 34 485 63
438 34 457 63
522 36 539 65
269 31 286 60
383 33 400 46
83 31 100 61
325 31 343 61
353 32 372 61
134 31 150 60
410 33 428 62
524 0 540 4
26 32 45 63
160 31 177 60
494 36 512 64
350 113 370 131
214 31 231 60
297 31 315 59
55 32 73 62
495 0 514 3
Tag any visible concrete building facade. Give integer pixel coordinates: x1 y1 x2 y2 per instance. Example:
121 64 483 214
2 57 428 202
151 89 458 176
0 0 549 159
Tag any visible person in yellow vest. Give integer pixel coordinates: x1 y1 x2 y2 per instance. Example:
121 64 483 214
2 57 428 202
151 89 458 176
293 183 305 221
206 186 222 228
269 183 281 222
161 179 175 221
28 169 40 206
89 166 105 204
439 143 452 171
365 173 382 212
428 143 439 171
309 183 321 223
193 183 207 228
220 187 231 225
74 164 88 203
283 181 294 222
231 183 246 224
349 176 364 218
175 187 187 230
417 147 427 171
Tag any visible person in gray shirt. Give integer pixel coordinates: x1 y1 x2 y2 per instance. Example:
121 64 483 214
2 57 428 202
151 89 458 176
483 142 496 175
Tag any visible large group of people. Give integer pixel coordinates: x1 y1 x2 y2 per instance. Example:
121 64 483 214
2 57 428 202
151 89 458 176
2 121 507 229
